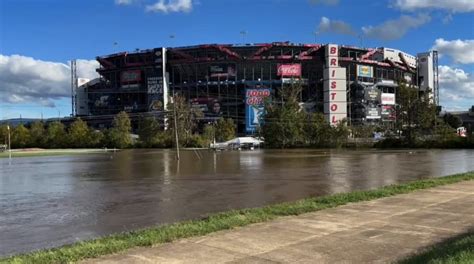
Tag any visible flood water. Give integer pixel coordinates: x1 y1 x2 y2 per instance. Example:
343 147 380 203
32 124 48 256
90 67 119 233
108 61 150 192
1 149 473 256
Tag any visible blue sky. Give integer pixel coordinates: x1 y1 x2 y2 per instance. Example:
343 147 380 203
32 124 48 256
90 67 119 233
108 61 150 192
1 0 473 119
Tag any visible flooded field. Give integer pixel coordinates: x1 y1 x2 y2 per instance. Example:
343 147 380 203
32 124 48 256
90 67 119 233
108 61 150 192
1 149 473 256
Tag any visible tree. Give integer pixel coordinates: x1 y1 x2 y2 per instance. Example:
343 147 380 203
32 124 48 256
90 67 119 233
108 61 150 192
304 112 332 147
12 124 30 148
443 113 462 129
68 118 91 148
395 82 419 145
89 129 105 148
0 125 8 146
107 111 132 148
167 94 203 147
29 121 46 148
137 116 160 147
262 83 306 148
215 118 236 142
46 121 66 148
332 119 350 148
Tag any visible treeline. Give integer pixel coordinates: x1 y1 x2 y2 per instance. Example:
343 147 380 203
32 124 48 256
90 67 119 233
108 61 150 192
0 107 236 149
0 112 131 149
260 82 473 149
261 84 350 148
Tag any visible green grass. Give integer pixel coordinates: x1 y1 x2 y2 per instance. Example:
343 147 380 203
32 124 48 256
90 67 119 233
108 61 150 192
2 171 473 264
400 231 474 264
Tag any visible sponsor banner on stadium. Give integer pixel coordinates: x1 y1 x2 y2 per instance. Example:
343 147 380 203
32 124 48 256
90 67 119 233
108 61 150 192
245 88 271 133
209 64 236 78
357 65 374 78
323 44 347 125
381 105 395 120
365 88 380 102
381 93 395 105
366 107 381 119
147 77 163 94
277 64 301 77
121 70 141 83
191 97 222 120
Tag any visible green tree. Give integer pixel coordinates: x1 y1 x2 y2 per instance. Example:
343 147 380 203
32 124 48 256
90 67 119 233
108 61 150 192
215 118 236 142
262 83 306 148
46 121 66 148
443 113 462 129
89 129 105 148
137 116 160 147
68 118 91 148
0 125 8 146
167 94 203 147
331 119 350 148
12 124 31 148
107 111 132 148
305 112 332 147
202 124 215 145
29 121 46 148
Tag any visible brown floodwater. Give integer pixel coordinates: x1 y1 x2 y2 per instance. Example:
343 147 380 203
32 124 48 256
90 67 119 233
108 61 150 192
1 149 473 256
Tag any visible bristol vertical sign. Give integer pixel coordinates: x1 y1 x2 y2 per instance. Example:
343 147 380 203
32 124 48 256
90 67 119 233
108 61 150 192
323 44 347 125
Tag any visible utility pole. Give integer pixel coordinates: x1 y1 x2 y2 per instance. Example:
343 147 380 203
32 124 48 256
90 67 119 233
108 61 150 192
173 93 180 160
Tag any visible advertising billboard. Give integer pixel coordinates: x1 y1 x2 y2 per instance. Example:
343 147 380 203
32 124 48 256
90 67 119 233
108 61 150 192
366 106 381 119
324 45 347 125
357 65 374 78
121 70 141 83
191 97 222 120
365 88 380 102
381 93 395 105
148 47 168 112
381 105 395 120
245 88 271 133
277 64 301 77
209 64 236 78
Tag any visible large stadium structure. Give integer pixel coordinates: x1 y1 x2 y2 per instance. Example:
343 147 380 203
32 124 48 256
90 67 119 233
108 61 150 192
73 42 438 134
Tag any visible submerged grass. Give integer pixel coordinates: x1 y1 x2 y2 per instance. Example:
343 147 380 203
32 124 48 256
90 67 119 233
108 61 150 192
2 171 473 264
0 149 111 158
400 231 474 264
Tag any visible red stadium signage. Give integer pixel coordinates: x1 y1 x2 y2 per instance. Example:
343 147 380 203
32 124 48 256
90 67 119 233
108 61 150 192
277 64 301 77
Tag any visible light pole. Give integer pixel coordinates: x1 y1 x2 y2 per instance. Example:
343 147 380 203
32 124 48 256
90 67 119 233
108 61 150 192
7 125 11 160
240 30 247 44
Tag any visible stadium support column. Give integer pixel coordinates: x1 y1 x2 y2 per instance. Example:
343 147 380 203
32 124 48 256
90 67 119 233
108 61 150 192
323 44 347 125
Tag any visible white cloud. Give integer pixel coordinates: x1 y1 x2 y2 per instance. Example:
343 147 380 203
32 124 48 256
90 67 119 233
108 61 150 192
362 13 431 41
115 0 136 5
433 39 474 64
393 0 474 13
309 0 339 5
438 65 474 110
0 54 99 107
317 17 355 36
146 0 192 13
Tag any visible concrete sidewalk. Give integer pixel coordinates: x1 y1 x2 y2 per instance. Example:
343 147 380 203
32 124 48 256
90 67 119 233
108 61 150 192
84 180 474 264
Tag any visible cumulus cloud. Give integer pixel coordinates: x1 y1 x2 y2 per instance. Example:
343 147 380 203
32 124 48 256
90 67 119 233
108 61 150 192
393 0 474 13
146 0 192 13
362 13 431 41
0 54 99 107
317 17 355 36
115 0 136 5
309 0 339 5
438 65 474 110
433 39 474 64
